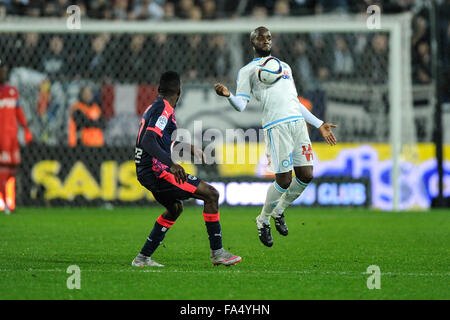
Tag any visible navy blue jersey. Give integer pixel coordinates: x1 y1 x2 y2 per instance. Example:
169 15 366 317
135 97 177 179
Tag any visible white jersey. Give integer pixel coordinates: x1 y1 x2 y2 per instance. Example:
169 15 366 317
235 56 304 130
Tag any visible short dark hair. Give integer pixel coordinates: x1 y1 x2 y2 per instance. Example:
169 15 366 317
158 71 180 96
250 26 269 43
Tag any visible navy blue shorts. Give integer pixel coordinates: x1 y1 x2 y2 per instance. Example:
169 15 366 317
138 170 201 208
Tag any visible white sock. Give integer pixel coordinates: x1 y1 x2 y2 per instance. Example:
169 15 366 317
258 181 287 224
272 177 309 217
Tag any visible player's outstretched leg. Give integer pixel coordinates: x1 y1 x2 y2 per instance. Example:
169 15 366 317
194 181 241 266
132 201 183 267
271 166 313 236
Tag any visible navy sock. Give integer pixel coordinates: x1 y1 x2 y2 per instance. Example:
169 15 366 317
203 212 222 250
140 215 175 257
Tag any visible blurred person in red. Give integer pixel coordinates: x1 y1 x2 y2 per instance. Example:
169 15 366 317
0 58 33 214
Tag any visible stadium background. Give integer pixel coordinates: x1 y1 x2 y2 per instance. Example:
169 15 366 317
0 0 449 211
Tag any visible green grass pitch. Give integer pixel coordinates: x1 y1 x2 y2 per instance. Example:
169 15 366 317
0 206 449 300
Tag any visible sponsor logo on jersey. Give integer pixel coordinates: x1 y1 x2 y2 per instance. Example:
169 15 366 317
0 98 17 108
302 144 313 162
281 70 291 80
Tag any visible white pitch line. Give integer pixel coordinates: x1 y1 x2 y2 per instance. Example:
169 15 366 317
0 269 448 277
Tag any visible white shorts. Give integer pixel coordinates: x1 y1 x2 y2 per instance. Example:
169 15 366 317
264 119 314 174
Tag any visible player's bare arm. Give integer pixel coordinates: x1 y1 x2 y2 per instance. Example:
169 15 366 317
173 141 206 164
191 145 206 164
140 128 188 184
319 122 338 146
215 83 248 112
214 83 230 97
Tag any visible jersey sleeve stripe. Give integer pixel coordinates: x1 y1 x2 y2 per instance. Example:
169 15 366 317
137 118 145 144
236 94 251 99
146 126 163 137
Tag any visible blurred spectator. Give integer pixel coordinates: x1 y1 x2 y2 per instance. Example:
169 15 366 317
251 6 268 19
132 0 165 20
368 34 388 84
270 32 292 60
41 35 66 81
182 34 204 80
0 3 6 19
247 0 276 14
413 41 432 84
273 0 290 17
332 35 355 79
444 11 450 70
220 0 243 18
204 34 231 82
187 5 202 20
291 0 315 15
5 0 28 15
315 0 348 14
310 33 332 81
177 0 195 19
74 1 87 17
149 33 170 78
163 1 175 19
42 0 71 17
412 15 429 49
293 38 316 93
385 0 415 13
19 33 42 70
201 0 217 20
112 0 129 20
87 0 110 19
83 34 111 82
126 34 152 83
68 85 105 147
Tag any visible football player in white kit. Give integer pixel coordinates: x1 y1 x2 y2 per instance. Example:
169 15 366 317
214 26 337 247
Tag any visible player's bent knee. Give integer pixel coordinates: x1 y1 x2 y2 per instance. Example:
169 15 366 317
195 181 220 204
279 180 291 190
276 177 292 190
299 173 313 184
174 201 184 215
206 186 220 204
165 201 183 220
210 188 220 203
275 171 293 190
294 166 314 184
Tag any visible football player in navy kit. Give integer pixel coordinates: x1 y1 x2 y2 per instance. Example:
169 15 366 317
132 71 241 267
